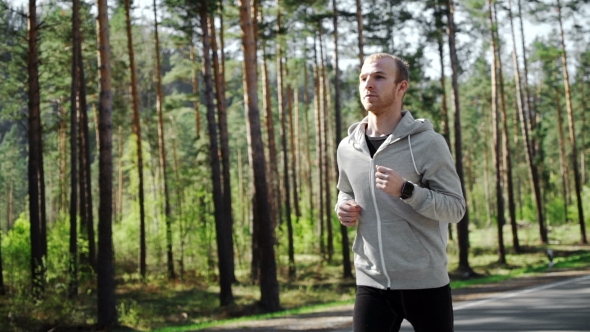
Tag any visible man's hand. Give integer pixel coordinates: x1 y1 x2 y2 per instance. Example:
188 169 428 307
337 200 361 227
375 165 404 197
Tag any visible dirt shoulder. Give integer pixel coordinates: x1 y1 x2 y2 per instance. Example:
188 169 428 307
199 267 590 332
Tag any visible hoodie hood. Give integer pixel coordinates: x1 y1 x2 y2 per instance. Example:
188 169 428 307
347 111 433 147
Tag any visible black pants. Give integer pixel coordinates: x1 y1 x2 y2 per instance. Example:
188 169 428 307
353 284 454 332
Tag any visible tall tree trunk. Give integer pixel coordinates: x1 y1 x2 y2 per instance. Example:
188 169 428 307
286 64 298 280
556 0 586 244
238 0 280 311
488 1 506 263
446 0 472 274
304 58 314 226
276 4 287 226
319 26 333 261
491 2 519 254
200 2 234 306
190 43 201 137
355 0 364 67
483 113 493 227
69 0 81 297
355 0 366 117
435 2 454 241
171 135 185 278
117 125 123 222
260 36 281 231
278 46 295 282
286 64 301 220
332 0 352 278
507 0 546 245
313 51 325 256
27 0 45 298
153 0 175 280
124 0 147 279
59 104 68 213
96 0 116 326
517 0 537 155
435 4 451 150
554 89 570 225
520 0 547 241
276 1 295 279
76 7 96 271
209 8 236 283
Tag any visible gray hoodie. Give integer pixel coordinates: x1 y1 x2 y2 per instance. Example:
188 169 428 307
336 111 466 290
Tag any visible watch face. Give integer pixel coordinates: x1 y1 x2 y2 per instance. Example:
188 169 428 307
402 181 414 199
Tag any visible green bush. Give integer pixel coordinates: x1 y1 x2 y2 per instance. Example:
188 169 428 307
2 213 31 293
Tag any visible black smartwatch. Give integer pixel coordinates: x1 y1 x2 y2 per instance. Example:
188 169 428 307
400 181 415 200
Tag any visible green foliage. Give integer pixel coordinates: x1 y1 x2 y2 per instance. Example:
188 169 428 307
1 214 30 292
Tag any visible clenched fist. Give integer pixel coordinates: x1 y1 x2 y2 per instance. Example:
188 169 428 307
337 200 361 227
375 165 404 197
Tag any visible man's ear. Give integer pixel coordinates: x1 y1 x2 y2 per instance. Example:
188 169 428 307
397 81 409 95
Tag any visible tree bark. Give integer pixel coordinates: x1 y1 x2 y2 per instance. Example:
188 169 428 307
59 103 68 214
332 0 352 278
260 36 281 232
507 0 546 246
190 43 201 137
124 0 147 279
69 0 81 297
446 0 472 274
27 0 45 298
556 0 586 244
491 1 519 254
153 0 175 280
488 0 506 263
318 26 333 261
200 2 234 306
278 39 295 281
74 2 96 271
313 52 325 256
355 0 364 68
96 0 116 326
117 126 123 222
209 7 236 283
554 89 569 225
286 64 301 220
238 0 280 311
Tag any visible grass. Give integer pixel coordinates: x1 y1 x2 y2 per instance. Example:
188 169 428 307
1 223 589 332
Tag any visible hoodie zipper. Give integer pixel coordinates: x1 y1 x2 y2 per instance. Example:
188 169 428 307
369 137 401 289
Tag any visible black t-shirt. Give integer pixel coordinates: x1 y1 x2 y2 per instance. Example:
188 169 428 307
365 134 389 158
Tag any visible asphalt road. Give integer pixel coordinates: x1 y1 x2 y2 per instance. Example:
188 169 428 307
202 272 590 331
398 274 590 332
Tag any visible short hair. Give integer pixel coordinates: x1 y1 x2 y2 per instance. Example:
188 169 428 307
364 53 410 84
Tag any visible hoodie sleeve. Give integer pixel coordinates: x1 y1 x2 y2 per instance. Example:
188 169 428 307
402 134 466 223
335 144 355 212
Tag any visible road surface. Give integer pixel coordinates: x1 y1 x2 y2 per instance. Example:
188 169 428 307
203 270 590 331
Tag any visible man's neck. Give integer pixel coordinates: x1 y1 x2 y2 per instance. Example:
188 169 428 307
366 108 402 137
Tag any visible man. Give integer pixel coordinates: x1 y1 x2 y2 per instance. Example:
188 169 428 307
335 53 465 332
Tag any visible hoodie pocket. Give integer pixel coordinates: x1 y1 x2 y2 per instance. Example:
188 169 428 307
380 219 431 268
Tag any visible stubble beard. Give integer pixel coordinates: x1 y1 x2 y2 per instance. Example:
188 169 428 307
362 93 397 117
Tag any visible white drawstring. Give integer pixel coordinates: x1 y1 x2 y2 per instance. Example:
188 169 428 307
408 135 419 175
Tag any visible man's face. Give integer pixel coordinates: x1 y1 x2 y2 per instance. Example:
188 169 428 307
359 57 399 116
